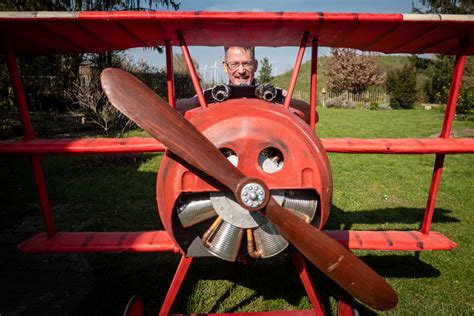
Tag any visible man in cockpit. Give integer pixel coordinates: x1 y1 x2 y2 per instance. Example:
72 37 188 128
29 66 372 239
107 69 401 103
177 46 311 123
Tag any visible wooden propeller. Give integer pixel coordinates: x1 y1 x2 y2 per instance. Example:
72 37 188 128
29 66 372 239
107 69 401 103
101 68 398 311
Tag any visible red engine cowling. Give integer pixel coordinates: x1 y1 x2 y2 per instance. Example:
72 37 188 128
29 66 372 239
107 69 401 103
156 99 332 261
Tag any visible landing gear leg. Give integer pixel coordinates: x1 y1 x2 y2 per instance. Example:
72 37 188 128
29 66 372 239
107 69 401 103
292 252 326 316
159 255 193 316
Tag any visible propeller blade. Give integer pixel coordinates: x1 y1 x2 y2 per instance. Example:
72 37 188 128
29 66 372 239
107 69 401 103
265 198 398 311
100 68 245 194
101 68 398 311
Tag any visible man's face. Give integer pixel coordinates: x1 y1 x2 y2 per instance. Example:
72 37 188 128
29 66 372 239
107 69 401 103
223 47 258 85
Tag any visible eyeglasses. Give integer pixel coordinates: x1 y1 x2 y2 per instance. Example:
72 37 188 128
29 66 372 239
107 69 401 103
225 61 255 70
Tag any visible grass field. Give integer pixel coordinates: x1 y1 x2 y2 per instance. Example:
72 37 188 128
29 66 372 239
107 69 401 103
1 107 473 315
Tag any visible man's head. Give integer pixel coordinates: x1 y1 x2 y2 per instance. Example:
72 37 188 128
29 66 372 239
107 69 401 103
223 46 258 85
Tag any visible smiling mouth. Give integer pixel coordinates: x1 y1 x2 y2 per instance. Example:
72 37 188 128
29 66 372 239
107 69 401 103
235 76 250 83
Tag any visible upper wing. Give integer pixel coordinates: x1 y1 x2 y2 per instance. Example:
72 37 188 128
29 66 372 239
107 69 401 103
0 11 473 55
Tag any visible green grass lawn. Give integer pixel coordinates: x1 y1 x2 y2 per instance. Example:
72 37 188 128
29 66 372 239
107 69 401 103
1 107 473 315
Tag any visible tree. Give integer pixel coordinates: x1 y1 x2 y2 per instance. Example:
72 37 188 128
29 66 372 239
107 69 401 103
426 55 455 103
408 54 432 71
410 53 474 113
325 48 384 94
0 0 179 11
0 0 180 112
257 57 273 83
131 60 197 101
413 0 474 14
385 65 418 109
172 54 200 75
412 0 474 114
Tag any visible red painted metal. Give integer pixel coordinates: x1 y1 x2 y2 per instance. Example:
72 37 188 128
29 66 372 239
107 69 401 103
18 231 179 253
18 229 455 254
2 12 474 55
337 292 356 316
166 39 176 108
310 37 318 131
291 253 325 316
184 104 306 121
1 137 474 156
156 100 332 251
321 138 474 154
284 32 309 110
124 296 144 316
176 31 207 110
440 37 469 139
31 155 55 237
160 255 193 316
0 138 166 155
421 154 446 235
5 34 56 237
4 35 34 140
326 230 456 251
421 37 468 235
171 311 317 316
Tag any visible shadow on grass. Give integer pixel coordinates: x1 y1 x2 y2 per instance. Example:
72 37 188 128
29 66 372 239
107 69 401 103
173 256 334 314
360 254 440 279
168 252 441 315
326 204 460 230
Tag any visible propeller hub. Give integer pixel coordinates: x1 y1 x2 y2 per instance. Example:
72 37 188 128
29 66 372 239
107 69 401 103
240 182 266 209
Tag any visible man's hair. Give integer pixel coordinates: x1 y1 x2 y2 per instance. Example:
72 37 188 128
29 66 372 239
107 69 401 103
224 46 255 61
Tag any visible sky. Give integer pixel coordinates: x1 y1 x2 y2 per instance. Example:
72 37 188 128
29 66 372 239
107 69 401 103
127 0 420 83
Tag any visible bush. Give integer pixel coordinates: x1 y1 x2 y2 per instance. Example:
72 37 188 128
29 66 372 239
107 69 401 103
426 55 454 104
457 85 473 115
66 70 126 135
325 96 356 109
369 101 379 110
385 65 418 109
66 67 197 136
378 103 392 110
135 70 196 101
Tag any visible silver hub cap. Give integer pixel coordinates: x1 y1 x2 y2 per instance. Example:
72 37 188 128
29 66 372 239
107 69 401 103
210 190 285 229
240 183 266 208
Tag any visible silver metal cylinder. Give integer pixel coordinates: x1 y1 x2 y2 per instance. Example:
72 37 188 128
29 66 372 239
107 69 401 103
253 222 289 258
203 220 244 262
177 194 216 228
283 190 318 223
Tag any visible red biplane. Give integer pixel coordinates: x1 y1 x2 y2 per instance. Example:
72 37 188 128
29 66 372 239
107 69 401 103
1 11 474 315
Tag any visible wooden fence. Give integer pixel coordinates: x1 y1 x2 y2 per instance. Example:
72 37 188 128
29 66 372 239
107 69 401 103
293 90 389 107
